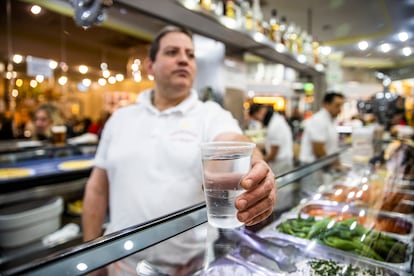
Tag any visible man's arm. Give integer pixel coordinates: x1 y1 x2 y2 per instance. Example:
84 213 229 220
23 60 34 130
312 141 327 158
264 145 279 163
82 167 109 242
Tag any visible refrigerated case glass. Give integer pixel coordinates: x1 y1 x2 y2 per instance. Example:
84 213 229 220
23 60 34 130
2 146 412 276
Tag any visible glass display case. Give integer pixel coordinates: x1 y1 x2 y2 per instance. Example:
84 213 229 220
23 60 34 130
2 144 412 276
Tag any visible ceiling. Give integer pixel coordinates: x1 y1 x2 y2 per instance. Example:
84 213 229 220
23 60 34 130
259 0 414 69
1 0 414 78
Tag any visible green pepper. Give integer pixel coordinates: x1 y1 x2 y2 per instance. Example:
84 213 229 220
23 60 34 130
322 236 358 251
307 217 332 239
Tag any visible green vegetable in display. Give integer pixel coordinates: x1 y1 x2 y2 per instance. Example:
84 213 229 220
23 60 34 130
276 216 408 263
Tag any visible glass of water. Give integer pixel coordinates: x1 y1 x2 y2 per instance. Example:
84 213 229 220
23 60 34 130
200 141 255 229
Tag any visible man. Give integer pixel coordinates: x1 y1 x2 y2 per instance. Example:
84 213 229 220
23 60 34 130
299 92 345 163
299 92 345 195
82 25 277 275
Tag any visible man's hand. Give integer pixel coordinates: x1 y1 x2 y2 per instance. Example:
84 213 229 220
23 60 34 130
235 159 277 226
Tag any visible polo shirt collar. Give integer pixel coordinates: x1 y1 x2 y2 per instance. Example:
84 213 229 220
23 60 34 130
137 89 199 115
321 107 335 122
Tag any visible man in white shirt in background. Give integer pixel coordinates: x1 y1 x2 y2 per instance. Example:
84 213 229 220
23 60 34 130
299 92 345 195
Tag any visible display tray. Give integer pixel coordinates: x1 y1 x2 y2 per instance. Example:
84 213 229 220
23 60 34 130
199 230 405 275
298 200 414 239
258 208 413 273
316 181 414 214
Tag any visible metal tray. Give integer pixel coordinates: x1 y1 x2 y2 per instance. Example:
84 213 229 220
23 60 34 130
198 229 406 275
315 181 414 214
258 209 413 273
298 200 414 240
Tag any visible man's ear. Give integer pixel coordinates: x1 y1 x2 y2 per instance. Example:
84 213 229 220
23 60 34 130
144 57 154 76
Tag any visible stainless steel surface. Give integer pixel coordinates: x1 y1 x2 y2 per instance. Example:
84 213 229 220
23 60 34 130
258 204 413 273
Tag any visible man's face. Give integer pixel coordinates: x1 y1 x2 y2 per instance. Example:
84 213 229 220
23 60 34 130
325 96 344 118
147 32 196 96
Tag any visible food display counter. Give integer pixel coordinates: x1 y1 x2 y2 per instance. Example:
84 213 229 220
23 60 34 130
0 142 97 271
1 141 412 276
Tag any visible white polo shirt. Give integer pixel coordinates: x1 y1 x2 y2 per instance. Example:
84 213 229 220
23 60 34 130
265 112 294 174
299 108 339 163
95 89 242 233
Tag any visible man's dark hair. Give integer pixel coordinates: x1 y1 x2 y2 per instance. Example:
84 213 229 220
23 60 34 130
323 91 344 104
248 103 264 116
148 25 193 62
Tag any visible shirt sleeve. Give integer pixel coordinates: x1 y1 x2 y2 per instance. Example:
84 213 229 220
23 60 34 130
306 116 328 143
266 116 284 146
202 102 242 141
93 114 115 169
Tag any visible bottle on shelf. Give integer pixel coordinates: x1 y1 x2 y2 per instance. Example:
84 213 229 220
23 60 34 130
240 0 253 31
200 0 212 11
268 8 279 42
224 0 236 19
252 0 263 33
278 16 288 45
302 32 314 64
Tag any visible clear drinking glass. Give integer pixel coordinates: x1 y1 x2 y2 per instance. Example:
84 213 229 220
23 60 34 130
200 141 255 229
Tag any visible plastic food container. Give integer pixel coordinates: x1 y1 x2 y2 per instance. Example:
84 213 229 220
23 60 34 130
0 197 63 248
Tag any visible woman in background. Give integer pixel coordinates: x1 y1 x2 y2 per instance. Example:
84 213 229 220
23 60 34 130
32 104 65 141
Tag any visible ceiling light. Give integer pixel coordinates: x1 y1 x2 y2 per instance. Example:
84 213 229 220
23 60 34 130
49 60 58 69
13 54 24 64
98 78 107 86
402 47 412 56
58 76 68 85
36 75 44 83
82 78 91 87
12 89 19 97
380 43 391 53
358 41 369 51
30 5 42 15
115 74 124 82
102 69 110 78
100 62 108 70
16 79 23 87
79 65 88 74
30 80 38 88
108 76 116 84
398 31 408 42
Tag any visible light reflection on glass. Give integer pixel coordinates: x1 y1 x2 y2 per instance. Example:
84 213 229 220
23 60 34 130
313 193 322 200
350 221 357 230
347 191 355 199
124 240 134 250
334 189 343 196
356 190 363 198
341 205 349 212
327 220 335 229
358 209 366 217
306 240 317 251
76 262 88 272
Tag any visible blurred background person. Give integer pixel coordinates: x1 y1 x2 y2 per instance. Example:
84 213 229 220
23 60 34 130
250 103 294 175
299 92 345 196
32 103 66 141
299 92 345 165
